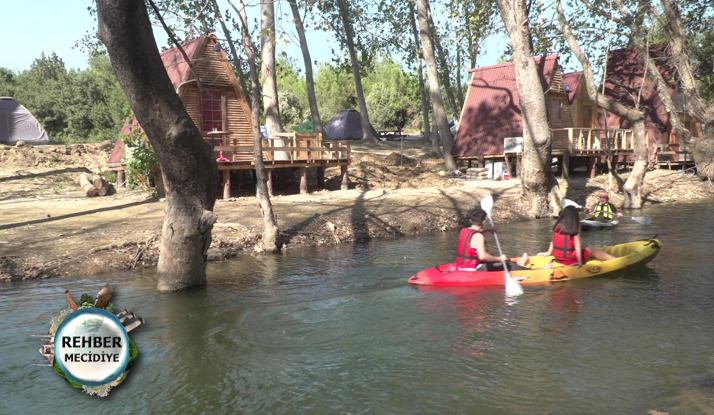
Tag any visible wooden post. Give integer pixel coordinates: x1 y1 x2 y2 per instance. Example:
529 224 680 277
340 165 349 190
504 155 512 178
588 157 598 178
467 159 472 168
222 170 231 199
478 155 485 169
299 167 308 194
117 170 126 187
516 154 522 177
266 169 273 197
562 149 570 179
317 166 325 189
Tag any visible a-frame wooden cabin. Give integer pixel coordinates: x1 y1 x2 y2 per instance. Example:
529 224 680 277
109 34 350 197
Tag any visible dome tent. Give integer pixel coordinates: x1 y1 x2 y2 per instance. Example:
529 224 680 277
0 97 50 143
324 109 378 140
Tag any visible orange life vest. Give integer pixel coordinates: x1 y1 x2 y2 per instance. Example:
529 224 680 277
552 226 577 263
456 228 481 268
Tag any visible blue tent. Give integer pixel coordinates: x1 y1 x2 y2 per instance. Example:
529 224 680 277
324 109 377 140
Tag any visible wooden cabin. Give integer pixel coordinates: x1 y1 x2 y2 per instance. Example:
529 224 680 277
108 34 350 197
453 55 573 175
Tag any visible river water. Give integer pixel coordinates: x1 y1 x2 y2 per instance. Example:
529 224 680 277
2 200 714 414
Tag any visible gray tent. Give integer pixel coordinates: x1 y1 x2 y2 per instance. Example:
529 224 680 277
0 97 50 143
324 109 378 140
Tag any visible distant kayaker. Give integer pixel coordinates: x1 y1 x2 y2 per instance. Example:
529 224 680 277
587 193 623 221
456 209 529 271
537 206 616 267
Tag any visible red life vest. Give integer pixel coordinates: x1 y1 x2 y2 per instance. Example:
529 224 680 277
456 228 481 268
552 226 577 263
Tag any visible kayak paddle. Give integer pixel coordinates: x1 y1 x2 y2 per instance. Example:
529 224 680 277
480 195 523 297
562 199 652 225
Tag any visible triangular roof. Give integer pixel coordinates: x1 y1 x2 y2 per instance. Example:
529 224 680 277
454 54 559 156
0 97 50 143
600 44 676 146
109 34 252 164
562 71 583 104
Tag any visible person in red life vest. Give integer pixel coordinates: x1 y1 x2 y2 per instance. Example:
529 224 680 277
536 206 616 267
586 193 623 221
456 209 529 271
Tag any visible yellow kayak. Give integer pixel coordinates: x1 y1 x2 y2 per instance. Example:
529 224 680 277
409 238 661 286
511 238 661 284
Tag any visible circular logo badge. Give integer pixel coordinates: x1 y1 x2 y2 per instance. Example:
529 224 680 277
53 308 130 386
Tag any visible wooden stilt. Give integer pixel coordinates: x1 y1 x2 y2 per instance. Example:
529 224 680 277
467 160 472 168
222 170 231 199
478 155 485 169
299 168 308 194
504 155 512 178
562 149 570 179
117 170 126 187
317 166 325 189
266 169 273 197
588 157 597 178
341 165 349 191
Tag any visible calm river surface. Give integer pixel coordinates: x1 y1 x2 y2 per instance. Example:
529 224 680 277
2 200 714 414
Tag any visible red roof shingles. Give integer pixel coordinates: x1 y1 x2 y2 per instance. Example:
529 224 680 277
600 44 675 147
108 36 205 164
454 55 559 156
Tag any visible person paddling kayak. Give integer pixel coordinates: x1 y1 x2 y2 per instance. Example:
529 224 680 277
587 193 623 221
456 209 528 271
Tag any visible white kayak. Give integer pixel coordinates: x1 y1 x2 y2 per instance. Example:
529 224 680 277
581 218 619 230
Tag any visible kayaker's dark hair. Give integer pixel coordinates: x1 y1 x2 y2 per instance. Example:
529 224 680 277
470 209 488 226
554 206 581 236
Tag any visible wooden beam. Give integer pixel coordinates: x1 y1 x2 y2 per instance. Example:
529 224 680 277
317 166 325 189
299 168 308 194
341 165 349 190
222 170 231 199
562 149 570 179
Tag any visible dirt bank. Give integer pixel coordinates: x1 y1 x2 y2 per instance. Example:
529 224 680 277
1 140 712 283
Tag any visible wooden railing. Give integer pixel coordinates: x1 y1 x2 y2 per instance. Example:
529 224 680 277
553 128 638 151
206 132 350 164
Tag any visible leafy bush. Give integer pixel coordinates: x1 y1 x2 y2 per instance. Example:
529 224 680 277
295 120 315 133
121 118 157 190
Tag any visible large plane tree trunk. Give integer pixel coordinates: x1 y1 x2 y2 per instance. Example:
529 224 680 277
288 0 323 135
336 0 378 143
416 0 457 171
232 0 281 252
97 0 218 292
496 0 558 217
409 3 433 149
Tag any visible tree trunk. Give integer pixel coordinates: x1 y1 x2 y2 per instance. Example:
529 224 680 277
233 0 281 252
261 0 284 139
432 19 460 122
409 2 432 149
496 0 558 217
557 0 649 203
97 0 218 292
416 0 457 171
288 0 323 135
622 119 648 208
336 0 378 143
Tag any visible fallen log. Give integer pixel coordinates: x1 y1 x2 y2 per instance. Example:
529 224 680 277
79 173 98 197
93 175 109 196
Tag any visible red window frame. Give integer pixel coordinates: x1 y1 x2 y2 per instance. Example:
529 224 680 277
201 90 223 132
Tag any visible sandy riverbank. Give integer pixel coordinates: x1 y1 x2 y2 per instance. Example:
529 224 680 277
1 140 711 282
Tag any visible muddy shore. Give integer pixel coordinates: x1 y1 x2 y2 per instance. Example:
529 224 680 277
1 141 712 283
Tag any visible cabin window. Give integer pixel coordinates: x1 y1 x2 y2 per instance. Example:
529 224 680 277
552 99 562 120
201 90 223 132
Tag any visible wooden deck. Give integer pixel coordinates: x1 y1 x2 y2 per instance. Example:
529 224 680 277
109 133 351 198
454 127 695 179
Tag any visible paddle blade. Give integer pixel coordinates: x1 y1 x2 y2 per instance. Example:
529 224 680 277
480 195 494 216
631 216 652 225
561 199 582 209
505 273 524 296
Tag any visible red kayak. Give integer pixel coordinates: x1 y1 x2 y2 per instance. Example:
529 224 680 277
408 263 507 287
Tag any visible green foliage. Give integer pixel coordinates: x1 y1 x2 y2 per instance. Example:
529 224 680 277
314 63 357 121
121 120 157 190
79 293 93 305
0 52 127 143
105 172 117 184
364 60 419 129
295 120 315 133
